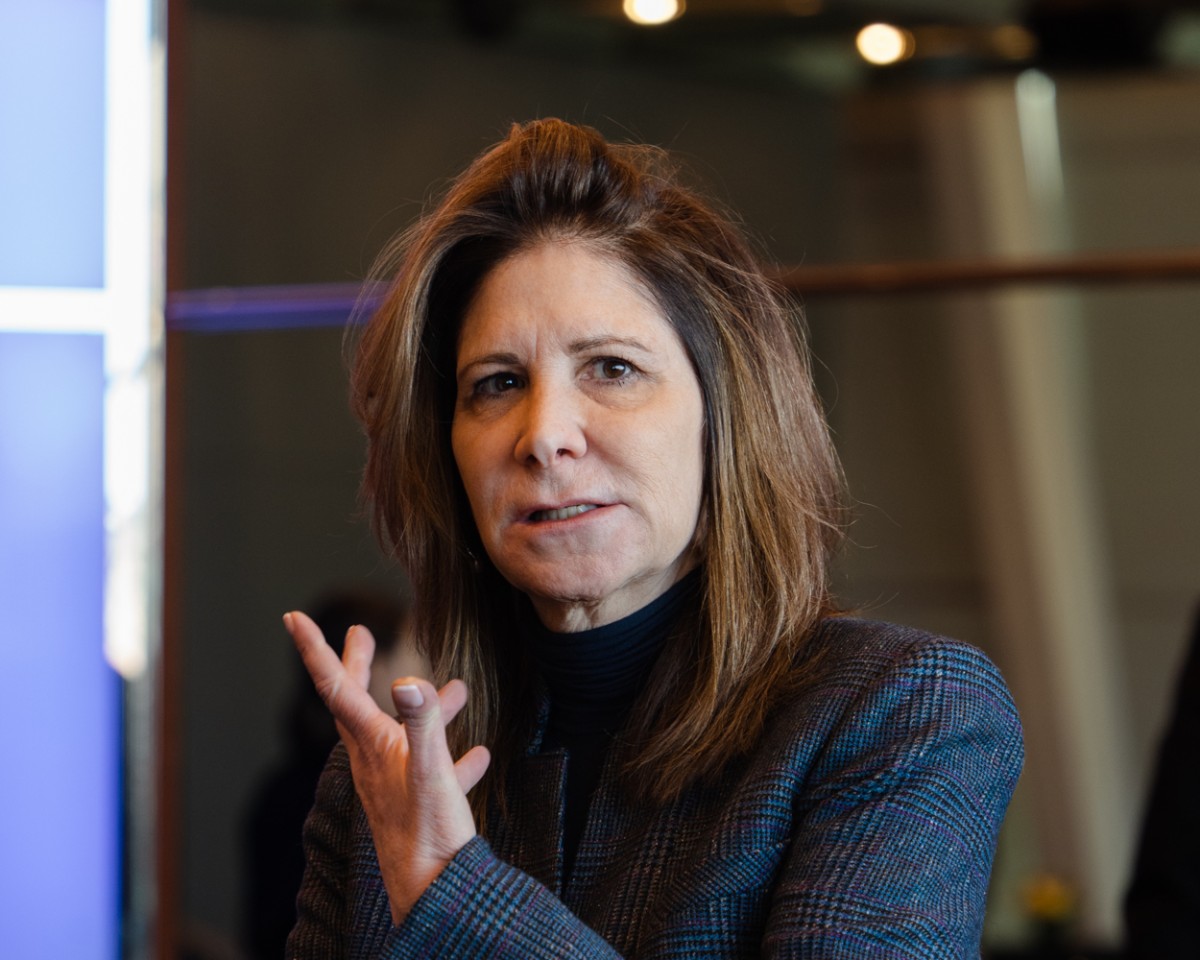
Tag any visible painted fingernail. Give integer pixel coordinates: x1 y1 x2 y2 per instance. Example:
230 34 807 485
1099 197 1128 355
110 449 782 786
392 683 424 709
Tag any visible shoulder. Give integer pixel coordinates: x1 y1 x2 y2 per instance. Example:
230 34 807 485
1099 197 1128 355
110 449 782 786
749 621 1023 956
763 617 1023 790
799 616 1018 709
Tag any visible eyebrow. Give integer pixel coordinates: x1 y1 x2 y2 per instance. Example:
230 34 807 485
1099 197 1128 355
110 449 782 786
568 335 653 354
456 352 521 380
456 335 654 380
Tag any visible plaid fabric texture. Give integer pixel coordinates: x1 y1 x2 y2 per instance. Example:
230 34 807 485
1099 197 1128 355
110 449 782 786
289 618 1023 959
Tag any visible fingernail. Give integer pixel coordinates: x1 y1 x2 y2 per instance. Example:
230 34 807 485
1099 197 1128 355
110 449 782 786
392 683 424 709
283 612 295 631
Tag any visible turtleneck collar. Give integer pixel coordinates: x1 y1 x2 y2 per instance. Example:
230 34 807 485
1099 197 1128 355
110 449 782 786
523 570 701 737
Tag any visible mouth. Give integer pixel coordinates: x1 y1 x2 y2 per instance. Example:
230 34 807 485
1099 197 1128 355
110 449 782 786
527 503 601 523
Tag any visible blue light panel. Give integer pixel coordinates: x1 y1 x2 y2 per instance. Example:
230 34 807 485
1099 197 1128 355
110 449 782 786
0 343 117 958
0 0 106 288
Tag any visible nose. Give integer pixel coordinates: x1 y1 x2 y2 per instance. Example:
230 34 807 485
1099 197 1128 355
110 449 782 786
512 383 587 467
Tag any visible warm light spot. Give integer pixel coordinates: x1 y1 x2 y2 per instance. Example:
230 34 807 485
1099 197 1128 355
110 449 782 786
623 0 683 27
993 24 1038 61
856 22 914 66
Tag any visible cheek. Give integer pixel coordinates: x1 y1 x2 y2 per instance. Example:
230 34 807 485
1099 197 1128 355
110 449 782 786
669 399 706 491
643 418 705 522
450 426 481 506
452 426 501 524
450 427 468 487
678 413 708 531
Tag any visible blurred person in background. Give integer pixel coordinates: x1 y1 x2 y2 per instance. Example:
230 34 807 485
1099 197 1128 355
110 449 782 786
1124 605 1200 960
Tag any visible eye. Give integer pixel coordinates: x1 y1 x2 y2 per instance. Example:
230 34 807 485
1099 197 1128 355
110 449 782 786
594 357 633 380
473 371 524 396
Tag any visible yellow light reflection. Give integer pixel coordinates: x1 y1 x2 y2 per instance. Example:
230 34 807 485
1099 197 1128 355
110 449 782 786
856 22 915 66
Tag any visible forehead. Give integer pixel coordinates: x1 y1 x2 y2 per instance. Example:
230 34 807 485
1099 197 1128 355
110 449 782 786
456 241 676 354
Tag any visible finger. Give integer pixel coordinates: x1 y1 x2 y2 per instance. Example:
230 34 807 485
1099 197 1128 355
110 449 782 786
437 679 469 725
342 624 376 692
285 610 343 684
285 611 392 742
391 678 455 778
391 677 469 726
455 744 491 794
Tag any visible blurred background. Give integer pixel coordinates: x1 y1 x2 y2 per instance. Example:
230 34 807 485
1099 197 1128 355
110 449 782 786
171 0 1200 956
3 0 1199 958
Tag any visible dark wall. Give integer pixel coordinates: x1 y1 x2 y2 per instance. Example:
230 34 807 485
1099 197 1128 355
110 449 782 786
182 12 844 290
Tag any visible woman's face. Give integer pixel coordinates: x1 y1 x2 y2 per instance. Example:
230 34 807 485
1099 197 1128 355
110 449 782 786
451 241 705 633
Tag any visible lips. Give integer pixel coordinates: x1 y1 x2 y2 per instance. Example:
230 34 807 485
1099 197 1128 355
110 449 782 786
528 503 601 522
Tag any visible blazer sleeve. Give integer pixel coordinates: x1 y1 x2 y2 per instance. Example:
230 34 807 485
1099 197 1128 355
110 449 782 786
378 835 622 958
287 745 354 959
762 635 1024 959
288 746 624 960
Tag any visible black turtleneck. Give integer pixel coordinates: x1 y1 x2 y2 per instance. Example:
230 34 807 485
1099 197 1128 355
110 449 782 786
523 571 699 878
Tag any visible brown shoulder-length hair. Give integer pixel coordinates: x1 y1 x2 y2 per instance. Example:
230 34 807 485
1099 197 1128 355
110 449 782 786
351 118 845 810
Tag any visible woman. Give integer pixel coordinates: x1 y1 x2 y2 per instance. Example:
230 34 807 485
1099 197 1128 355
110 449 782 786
284 118 1023 958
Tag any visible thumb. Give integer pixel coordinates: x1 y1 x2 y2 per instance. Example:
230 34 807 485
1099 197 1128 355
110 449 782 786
391 678 437 722
391 679 453 776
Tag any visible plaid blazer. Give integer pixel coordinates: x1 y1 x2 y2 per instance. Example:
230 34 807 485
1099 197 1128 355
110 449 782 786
289 617 1023 959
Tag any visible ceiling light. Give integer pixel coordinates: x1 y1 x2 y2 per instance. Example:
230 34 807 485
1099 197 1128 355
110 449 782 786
856 23 915 66
623 0 683 27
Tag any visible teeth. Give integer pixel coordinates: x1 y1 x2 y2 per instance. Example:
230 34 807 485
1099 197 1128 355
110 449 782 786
533 504 599 522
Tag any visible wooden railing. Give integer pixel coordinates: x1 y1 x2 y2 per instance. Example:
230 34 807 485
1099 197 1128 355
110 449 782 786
772 247 1200 295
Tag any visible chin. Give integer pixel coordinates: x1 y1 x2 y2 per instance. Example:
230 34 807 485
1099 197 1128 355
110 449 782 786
515 571 616 608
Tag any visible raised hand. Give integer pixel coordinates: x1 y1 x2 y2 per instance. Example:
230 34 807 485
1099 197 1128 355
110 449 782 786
284 610 491 923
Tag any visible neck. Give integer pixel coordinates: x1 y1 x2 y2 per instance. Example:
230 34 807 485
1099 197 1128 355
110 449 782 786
526 561 699 633
523 569 701 719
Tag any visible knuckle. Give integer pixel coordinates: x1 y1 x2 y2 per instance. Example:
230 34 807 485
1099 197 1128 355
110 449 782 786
314 675 342 707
